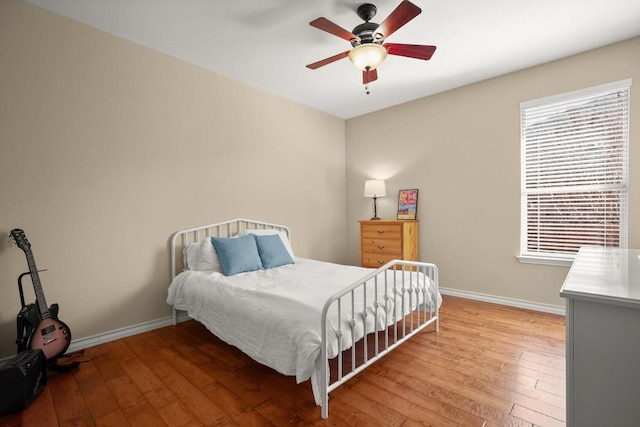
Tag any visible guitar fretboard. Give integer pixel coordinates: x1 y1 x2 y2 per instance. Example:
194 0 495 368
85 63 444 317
24 247 50 319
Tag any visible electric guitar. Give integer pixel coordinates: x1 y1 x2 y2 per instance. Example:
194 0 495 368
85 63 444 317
10 229 71 360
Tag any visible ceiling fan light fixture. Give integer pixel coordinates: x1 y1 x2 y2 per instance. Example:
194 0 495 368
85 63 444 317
348 43 388 71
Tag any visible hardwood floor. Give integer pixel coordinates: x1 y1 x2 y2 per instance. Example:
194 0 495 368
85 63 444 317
0 296 566 426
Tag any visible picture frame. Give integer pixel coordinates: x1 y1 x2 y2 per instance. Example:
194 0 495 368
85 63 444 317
397 189 418 220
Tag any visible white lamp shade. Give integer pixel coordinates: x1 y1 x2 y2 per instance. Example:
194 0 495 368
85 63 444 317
348 44 388 71
364 180 387 198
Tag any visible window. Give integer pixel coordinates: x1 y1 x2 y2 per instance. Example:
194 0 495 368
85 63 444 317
519 79 631 266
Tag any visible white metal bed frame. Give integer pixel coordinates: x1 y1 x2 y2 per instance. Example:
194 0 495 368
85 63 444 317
169 218 439 419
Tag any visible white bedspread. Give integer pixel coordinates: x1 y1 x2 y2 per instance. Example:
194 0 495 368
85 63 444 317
167 257 440 403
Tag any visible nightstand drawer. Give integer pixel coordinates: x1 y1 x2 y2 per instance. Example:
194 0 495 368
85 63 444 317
361 239 402 255
361 253 395 268
361 224 402 240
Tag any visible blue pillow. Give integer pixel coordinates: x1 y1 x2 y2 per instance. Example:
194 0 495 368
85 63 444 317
211 235 263 276
253 233 294 269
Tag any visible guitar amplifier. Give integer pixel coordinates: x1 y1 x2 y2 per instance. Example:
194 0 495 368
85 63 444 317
0 349 47 414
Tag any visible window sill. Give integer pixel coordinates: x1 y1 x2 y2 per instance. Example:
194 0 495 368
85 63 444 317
517 254 574 267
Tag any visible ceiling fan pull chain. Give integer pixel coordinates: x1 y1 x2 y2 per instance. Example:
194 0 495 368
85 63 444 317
365 84 370 95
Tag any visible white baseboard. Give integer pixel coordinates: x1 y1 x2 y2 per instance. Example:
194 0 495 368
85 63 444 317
66 316 176 354
1 293 562 364
0 313 195 364
69 294 561 356
439 287 566 316
175 311 191 323
66 290 562 358
66 310 193 354
69 292 562 356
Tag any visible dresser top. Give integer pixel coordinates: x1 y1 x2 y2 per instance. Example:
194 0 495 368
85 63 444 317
359 219 418 223
560 246 640 307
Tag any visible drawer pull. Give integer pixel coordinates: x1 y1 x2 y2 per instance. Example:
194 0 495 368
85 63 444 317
377 245 385 249
376 230 385 234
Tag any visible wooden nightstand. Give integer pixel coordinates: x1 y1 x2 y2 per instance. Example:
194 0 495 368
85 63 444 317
359 220 418 268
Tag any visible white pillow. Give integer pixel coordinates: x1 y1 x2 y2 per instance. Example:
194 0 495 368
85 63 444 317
197 238 222 272
182 238 223 272
242 229 295 259
183 242 199 270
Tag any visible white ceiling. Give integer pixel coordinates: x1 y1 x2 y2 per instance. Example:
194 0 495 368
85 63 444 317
25 0 640 119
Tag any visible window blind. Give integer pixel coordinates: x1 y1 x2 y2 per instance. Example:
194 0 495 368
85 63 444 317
520 79 630 263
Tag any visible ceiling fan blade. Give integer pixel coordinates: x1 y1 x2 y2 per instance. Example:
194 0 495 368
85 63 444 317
363 68 378 84
310 18 360 43
306 50 350 70
374 1 421 41
384 43 437 60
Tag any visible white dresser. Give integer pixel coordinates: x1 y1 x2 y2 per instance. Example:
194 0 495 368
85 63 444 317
560 246 640 427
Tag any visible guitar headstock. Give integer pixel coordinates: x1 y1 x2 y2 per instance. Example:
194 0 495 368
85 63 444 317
10 229 30 252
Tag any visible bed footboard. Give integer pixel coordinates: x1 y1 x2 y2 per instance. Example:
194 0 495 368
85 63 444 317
319 259 439 419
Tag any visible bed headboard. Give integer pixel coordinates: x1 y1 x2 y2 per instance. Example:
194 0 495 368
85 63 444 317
170 218 291 279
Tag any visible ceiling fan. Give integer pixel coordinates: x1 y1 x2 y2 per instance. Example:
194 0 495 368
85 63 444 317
306 1 437 89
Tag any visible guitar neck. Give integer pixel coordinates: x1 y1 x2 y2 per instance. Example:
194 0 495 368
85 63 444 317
24 251 50 319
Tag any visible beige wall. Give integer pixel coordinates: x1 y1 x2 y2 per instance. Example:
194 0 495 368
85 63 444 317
2 0 638 360
0 1 346 358
346 36 640 308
